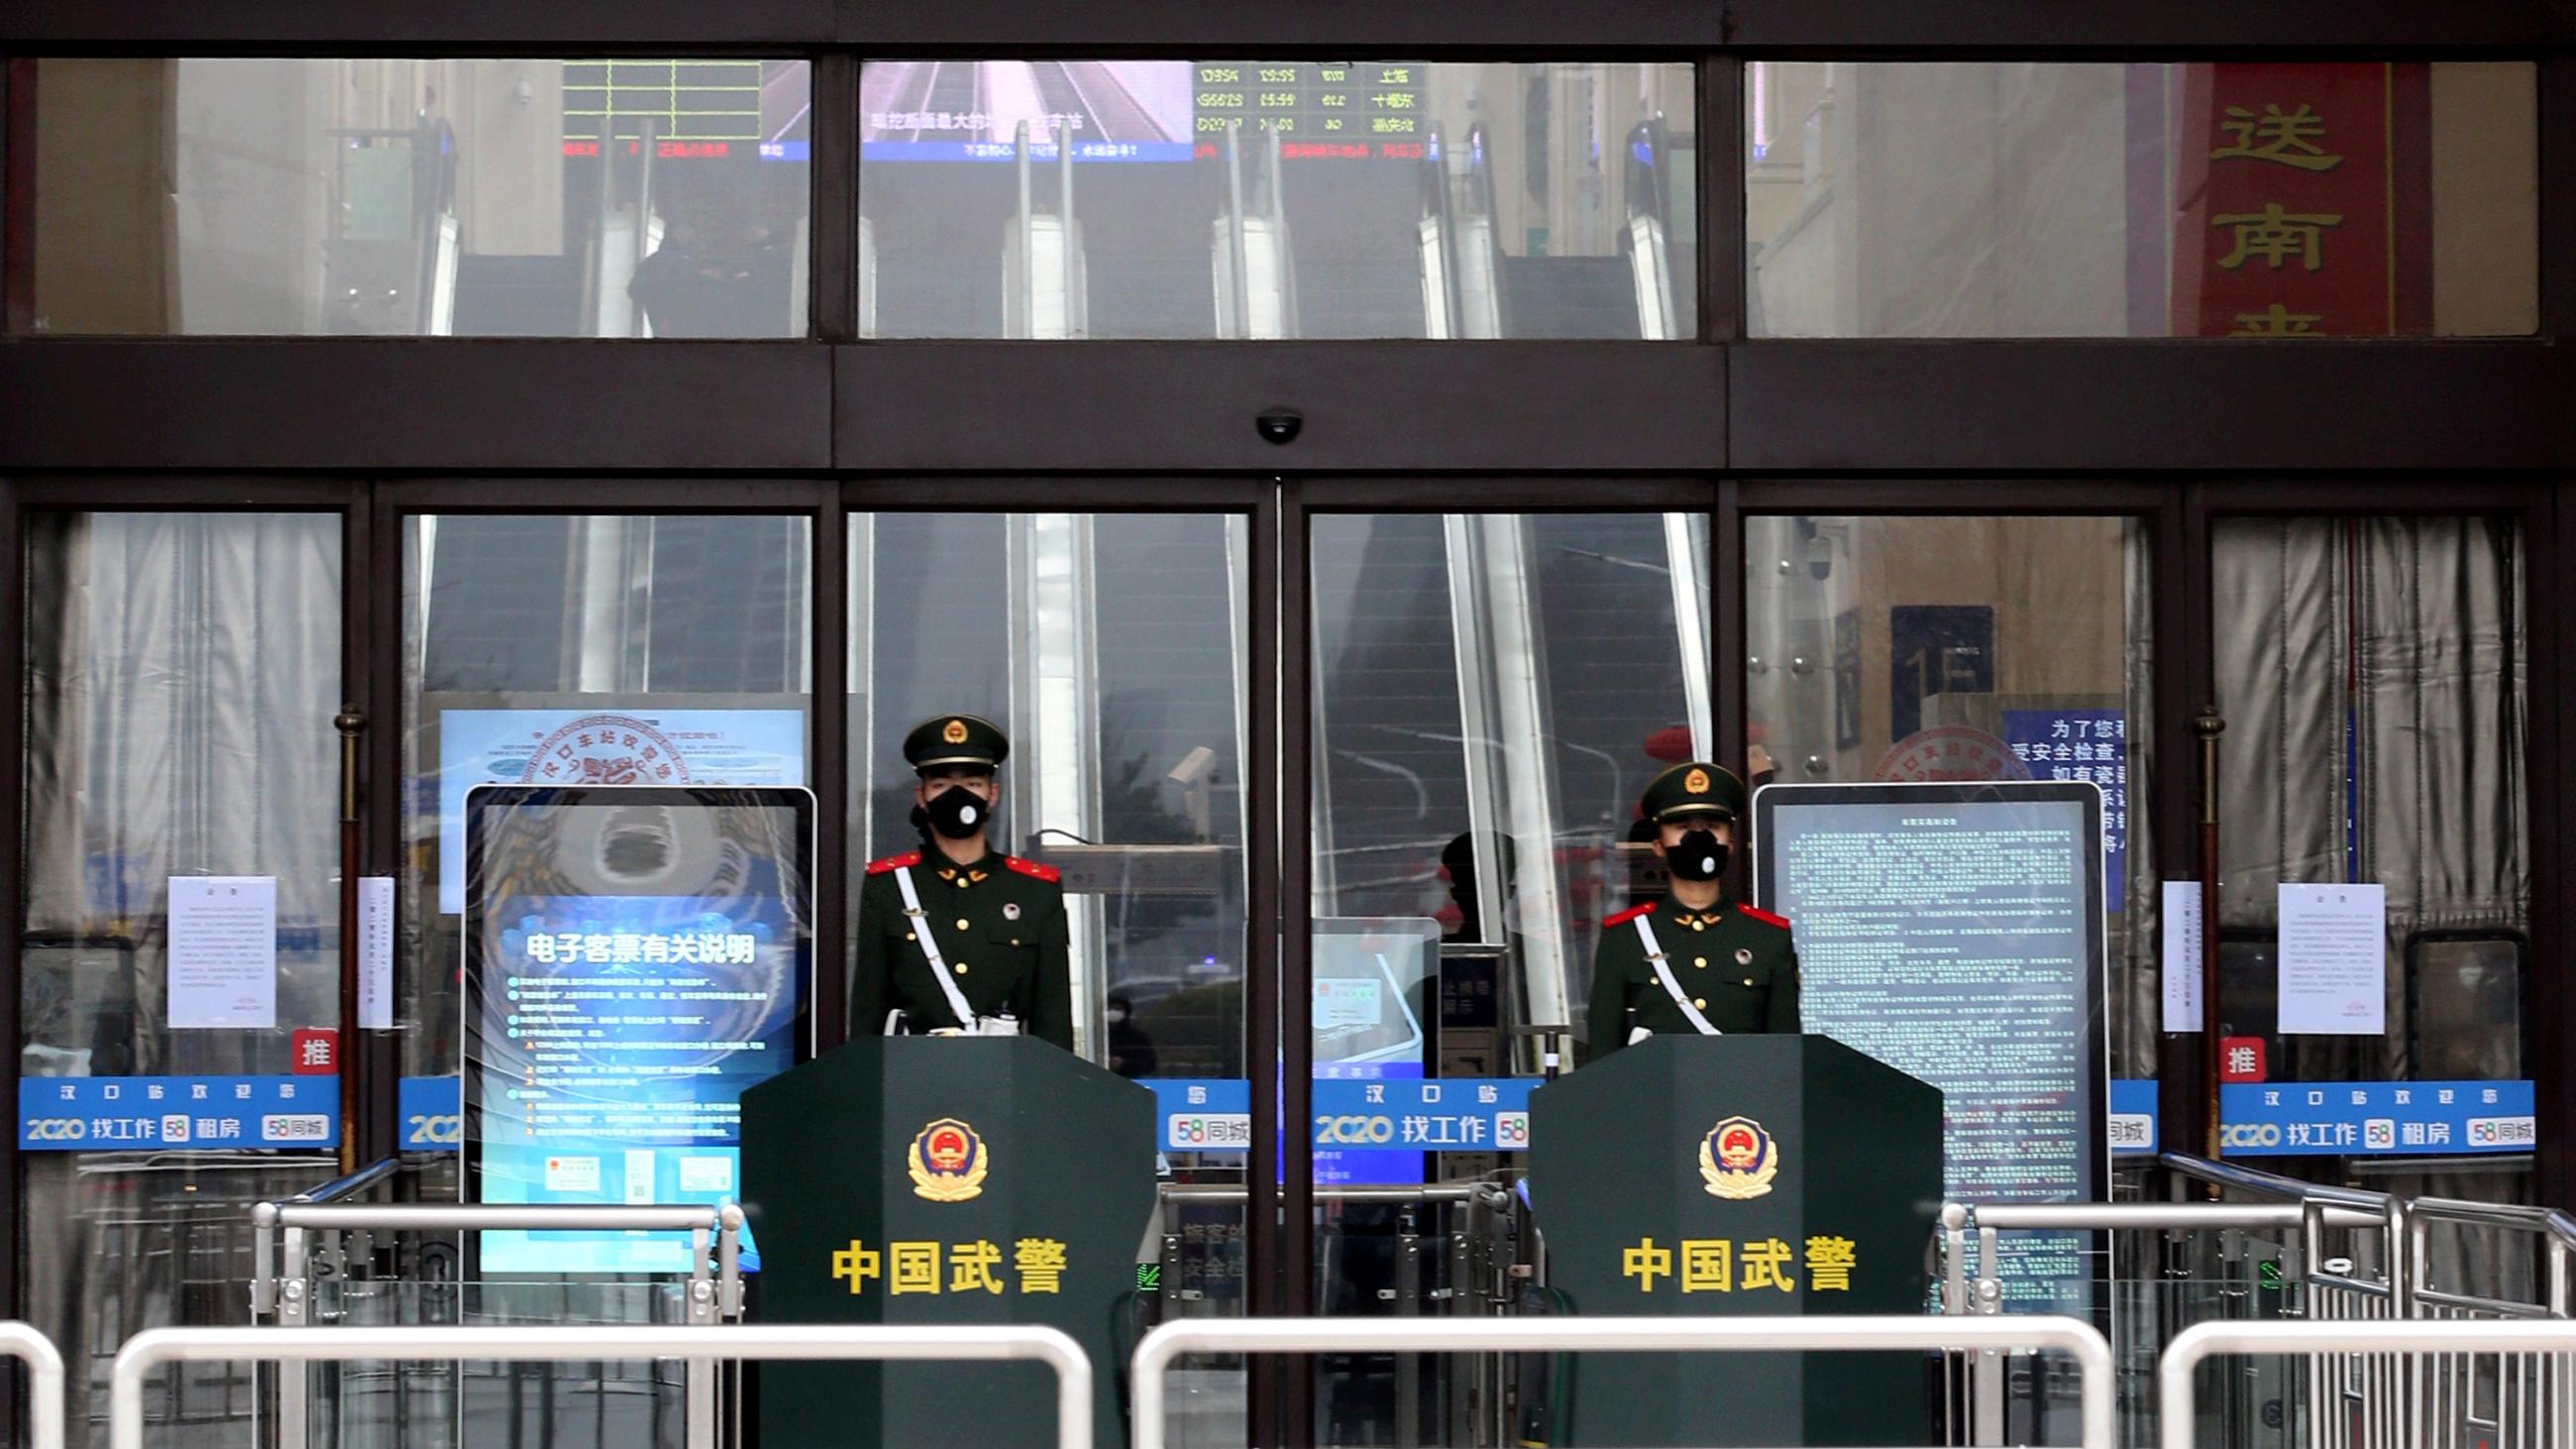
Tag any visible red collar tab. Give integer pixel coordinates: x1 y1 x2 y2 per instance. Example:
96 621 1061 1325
1740 905 1790 930
1602 903 1654 929
865 850 922 875
1005 856 1060 883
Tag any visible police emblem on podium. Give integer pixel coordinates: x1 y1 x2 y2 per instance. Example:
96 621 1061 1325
1698 1115 1779 1200
909 1117 989 1202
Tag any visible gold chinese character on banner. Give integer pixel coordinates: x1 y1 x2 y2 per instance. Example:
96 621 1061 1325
2228 303 2327 337
1016 1238 1069 1294
1679 1239 1734 1293
830 1241 882 1293
1622 1238 1674 1290
2211 103 2343 171
1741 1237 1797 1292
1805 1236 1858 1291
2212 203 2343 272
951 1239 1006 1294
889 1241 942 1294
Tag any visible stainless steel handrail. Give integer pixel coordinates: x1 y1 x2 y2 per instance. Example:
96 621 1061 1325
1959 1201 2385 1232
2164 1151 2412 1310
1129 1314 2116 1449
2405 1194 2576 1318
270 1202 730 1231
2160 1151 2394 1210
1157 1182 1509 1206
112 1323 1092 1449
248 1157 403 1316
0 1320 66 1449
2158 1318 2576 1449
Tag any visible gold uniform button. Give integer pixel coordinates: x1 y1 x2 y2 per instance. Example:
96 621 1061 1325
1693 956 1708 968
1743 977 1755 986
1693 997 1707 1009
953 962 969 975
956 918 971 931
905 932 916 942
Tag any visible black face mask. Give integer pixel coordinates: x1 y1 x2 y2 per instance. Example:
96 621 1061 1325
922 785 990 841
1666 828 1728 883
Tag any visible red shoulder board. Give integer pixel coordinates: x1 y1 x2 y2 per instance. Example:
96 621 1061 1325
1740 906 1790 930
1602 904 1654 929
1005 856 1060 884
864 851 921 876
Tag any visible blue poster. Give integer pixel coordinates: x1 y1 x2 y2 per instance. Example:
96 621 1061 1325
2000 709 2127 913
20 1075 338 1151
476 882 800 1273
1142 1076 1536 1161
2218 1079 2534 1157
437 708 805 913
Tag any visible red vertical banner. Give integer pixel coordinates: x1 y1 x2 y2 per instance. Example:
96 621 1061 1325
2171 63 2432 337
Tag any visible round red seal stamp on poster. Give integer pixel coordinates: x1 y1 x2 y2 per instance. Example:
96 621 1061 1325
524 714 696 787
1870 725 2033 784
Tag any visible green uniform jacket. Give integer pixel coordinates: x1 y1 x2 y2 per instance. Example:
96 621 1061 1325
1585 895 1800 1061
854 847 1075 1052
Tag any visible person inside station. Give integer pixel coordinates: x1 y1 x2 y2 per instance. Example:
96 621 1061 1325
853 713 1075 1050
1585 759 1800 1059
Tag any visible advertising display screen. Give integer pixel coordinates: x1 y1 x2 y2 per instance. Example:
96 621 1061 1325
466 786 812 1275
860 59 1429 163
1312 918 1437 1185
1755 781 2108 1311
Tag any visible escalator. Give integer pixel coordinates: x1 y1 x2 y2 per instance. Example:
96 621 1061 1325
1427 114 1692 340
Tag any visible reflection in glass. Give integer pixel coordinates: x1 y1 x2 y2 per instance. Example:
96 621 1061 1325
861 61 1696 339
1746 61 2537 337
19 512 344 1448
849 513 1250 1078
402 515 814 1084
2210 517 2526 1088
849 511 1252 1445
1743 515 2154 1069
22 58 812 336
1306 512 1707 1441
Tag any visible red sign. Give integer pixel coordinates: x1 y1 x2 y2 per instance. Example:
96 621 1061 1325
290 1028 339 1075
2219 1035 2268 1083
2171 63 2431 336
1870 726 2033 784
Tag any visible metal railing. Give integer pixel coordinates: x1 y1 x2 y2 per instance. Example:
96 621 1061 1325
1940 1195 2391 1447
2158 1318 2576 1449
112 1323 1091 1449
0 1320 67 1449
248 1194 745 1449
1129 1313 2117 1449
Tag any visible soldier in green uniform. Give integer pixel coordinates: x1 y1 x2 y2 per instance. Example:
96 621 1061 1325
854 714 1076 1051
1585 760 1799 1061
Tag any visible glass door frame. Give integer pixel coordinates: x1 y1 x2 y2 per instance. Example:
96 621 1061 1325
1283 474 1716 1444
0 475 370 1437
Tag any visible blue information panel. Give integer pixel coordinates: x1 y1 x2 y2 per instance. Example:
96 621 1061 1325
1146 1077 1535 1158
2218 1079 2535 1157
466 786 810 1275
19 1075 338 1151
1999 709 2129 913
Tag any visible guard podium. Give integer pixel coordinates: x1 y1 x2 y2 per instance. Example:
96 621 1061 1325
740 1037 1155 1449
1529 1034 1943 1447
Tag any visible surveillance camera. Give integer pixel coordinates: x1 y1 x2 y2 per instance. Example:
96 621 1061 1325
1255 408 1302 445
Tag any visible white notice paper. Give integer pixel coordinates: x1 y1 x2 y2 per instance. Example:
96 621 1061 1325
359 877 395 1030
2278 883 2387 1035
2160 880 2203 1033
167 876 277 1030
